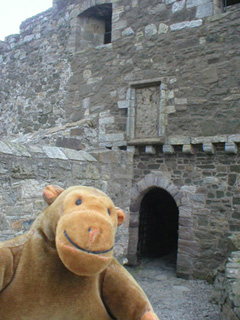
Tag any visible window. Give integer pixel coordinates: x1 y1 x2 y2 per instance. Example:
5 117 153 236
78 4 112 48
223 0 240 9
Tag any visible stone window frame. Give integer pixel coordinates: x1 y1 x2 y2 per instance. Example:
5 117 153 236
79 4 112 45
127 173 199 279
126 79 166 146
69 0 114 52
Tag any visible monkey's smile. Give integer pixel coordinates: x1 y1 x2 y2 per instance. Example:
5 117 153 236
63 230 114 255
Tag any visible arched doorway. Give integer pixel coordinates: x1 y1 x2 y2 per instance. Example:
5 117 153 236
128 173 198 278
137 187 179 261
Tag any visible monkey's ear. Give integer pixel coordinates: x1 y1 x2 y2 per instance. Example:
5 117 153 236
116 207 125 226
43 185 64 205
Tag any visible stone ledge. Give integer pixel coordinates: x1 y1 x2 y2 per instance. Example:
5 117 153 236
130 135 239 155
0 141 97 162
127 137 165 145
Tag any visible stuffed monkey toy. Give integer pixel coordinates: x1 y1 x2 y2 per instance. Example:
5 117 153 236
0 185 159 320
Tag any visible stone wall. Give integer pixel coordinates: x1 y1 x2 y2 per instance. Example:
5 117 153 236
0 140 133 261
0 0 239 281
0 1 239 150
0 5 72 136
129 143 240 279
218 251 240 319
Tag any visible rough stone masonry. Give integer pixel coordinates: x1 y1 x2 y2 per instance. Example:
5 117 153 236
0 0 240 288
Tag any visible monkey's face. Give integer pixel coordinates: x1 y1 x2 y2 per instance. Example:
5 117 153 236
55 188 125 276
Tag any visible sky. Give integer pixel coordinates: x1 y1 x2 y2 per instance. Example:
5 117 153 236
0 0 53 41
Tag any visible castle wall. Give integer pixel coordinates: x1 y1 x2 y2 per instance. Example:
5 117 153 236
0 1 239 149
0 141 133 262
130 143 240 279
0 6 72 136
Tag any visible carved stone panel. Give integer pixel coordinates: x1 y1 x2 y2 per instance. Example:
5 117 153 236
127 79 165 144
135 86 160 139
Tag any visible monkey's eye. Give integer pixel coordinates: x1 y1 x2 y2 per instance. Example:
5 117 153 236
107 209 111 216
76 199 82 206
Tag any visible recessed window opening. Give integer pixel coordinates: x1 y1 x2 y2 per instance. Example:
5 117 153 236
137 188 179 264
104 14 112 44
79 4 112 46
223 0 240 8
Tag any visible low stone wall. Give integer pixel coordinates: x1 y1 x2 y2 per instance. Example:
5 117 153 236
218 251 240 320
0 141 133 261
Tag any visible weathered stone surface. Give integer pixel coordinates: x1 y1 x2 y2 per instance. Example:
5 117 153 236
145 24 157 39
0 144 133 262
170 19 202 31
218 252 240 320
0 0 239 295
196 2 213 18
135 86 160 139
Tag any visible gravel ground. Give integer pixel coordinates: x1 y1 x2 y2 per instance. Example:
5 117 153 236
126 256 219 320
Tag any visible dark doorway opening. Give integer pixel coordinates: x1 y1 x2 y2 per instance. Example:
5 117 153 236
137 187 179 262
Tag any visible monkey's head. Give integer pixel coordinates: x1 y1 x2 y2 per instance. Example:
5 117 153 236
42 185 125 276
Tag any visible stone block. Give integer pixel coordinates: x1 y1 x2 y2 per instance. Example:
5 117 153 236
8 143 31 157
170 19 202 31
225 143 238 155
113 20 127 30
228 233 240 251
196 2 213 18
43 146 68 160
145 145 156 154
122 27 134 36
23 34 35 43
163 144 174 154
172 0 186 13
228 135 240 143
179 226 194 240
117 100 130 109
99 133 124 143
78 151 97 162
179 205 192 217
145 24 157 39
203 177 219 184
167 136 190 145
61 148 86 161
166 105 176 114
154 175 171 190
203 143 215 154
186 0 211 8
182 144 194 154
56 138 84 151
178 239 200 257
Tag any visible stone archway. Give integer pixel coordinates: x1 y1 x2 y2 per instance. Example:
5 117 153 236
127 173 199 278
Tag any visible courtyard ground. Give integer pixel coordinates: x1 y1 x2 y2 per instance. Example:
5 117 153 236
126 256 219 320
